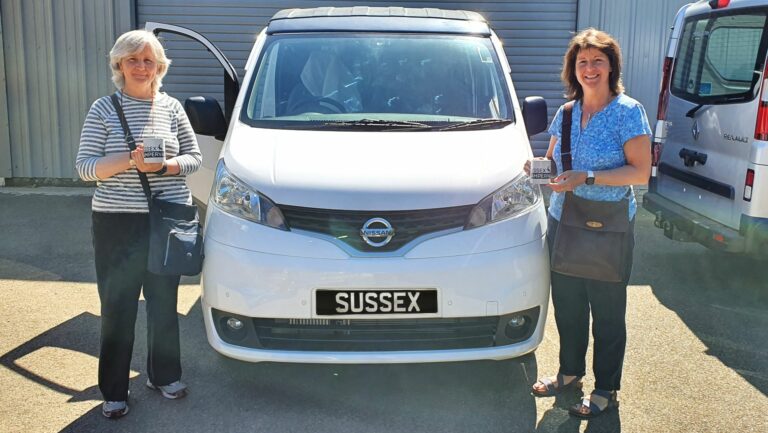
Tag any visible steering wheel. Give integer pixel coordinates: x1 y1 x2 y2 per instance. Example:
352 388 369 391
289 97 347 114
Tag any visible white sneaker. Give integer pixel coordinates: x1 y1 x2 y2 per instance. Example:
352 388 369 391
102 400 129 419
146 379 188 399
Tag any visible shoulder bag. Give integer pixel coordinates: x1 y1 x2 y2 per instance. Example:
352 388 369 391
110 94 204 276
550 102 633 282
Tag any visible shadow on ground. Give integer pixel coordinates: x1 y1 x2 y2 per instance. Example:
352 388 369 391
1 295 539 433
633 207 768 396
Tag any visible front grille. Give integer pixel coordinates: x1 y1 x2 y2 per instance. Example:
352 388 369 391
253 317 498 351
279 205 473 252
211 308 541 352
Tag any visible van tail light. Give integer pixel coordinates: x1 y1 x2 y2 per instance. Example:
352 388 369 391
652 57 674 178
708 0 730 8
657 57 673 122
744 169 755 201
756 66 768 140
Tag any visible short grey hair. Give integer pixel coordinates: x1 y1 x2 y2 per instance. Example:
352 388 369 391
109 30 171 94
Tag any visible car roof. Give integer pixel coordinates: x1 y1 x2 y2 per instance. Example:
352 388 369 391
267 7 491 36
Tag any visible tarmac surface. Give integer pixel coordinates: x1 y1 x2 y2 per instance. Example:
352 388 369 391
0 187 766 433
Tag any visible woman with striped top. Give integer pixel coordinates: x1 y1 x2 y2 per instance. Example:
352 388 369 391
75 30 201 419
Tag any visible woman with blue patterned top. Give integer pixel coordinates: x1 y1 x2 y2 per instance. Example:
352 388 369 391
526 28 652 418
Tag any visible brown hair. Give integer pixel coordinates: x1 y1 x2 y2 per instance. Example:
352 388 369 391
561 28 624 101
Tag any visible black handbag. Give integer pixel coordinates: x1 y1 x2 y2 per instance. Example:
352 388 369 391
550 102 633 282
110 94 203 276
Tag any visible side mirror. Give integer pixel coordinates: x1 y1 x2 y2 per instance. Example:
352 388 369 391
522 96 548 137
185 96 228 140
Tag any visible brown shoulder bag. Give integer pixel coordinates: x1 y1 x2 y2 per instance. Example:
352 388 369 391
550 102 633 282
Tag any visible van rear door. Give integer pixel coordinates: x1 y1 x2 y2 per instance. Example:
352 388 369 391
658 7 768 229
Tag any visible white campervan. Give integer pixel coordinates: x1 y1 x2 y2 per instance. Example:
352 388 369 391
644 0 768 256
148 7 552 363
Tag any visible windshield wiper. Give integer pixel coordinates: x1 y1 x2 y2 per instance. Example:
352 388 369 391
686 104 705 118
320 119 433 130
439 118 513 131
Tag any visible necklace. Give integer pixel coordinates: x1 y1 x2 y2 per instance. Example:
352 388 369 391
582 96 613 126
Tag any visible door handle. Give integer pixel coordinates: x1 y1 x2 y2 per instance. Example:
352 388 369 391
679 148 707 167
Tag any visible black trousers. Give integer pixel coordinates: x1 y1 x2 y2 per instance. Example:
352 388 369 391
547 215 633 391
92 212 182 401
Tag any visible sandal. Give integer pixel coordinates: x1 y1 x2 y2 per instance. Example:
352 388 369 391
146 379 188 400
568 389 619 419
531 373 583 397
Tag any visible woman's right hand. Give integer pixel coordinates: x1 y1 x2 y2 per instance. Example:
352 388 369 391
523 159 532 176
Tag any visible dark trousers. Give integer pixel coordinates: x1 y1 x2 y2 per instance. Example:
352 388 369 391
92 212 182 401
547 215 632 391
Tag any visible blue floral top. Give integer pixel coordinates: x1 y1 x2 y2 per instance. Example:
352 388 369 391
547 93 652 221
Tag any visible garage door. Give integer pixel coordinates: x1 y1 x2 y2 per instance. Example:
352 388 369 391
138 0 577 153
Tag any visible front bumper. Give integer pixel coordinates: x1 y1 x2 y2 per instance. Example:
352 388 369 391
200 207 550 363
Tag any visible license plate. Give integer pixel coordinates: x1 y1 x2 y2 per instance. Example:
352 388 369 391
316 289 438 315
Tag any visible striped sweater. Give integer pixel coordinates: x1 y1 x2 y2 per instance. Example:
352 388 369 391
76 91 202 213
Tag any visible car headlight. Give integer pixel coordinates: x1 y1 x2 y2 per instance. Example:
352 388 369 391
464 173 541 229
212 160 288 230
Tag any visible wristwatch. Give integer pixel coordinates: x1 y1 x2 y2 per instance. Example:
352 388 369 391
154 161 168 176
128 154 136 167
585 170 596 185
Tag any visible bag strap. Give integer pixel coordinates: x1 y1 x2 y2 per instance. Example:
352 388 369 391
110 93 153 205
561 101 575 172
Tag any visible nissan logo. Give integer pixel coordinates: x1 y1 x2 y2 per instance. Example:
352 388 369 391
691 120 700 141
360 217 395 247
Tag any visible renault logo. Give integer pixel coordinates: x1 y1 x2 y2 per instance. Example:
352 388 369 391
360 217 395 247
691 120 700 141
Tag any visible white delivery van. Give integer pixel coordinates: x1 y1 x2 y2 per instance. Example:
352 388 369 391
148 7 551 363
644 0 768 256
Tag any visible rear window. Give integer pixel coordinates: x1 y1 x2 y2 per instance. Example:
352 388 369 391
671 9 768 104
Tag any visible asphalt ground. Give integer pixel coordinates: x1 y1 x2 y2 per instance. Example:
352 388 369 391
0 187 766 433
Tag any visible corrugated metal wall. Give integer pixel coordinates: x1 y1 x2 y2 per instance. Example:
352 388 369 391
0 0 133 179
0 15 12 178
137 0 577 154
578 0 691 122
0 1 696 179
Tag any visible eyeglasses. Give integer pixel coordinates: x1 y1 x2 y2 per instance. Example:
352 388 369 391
123 58 157 69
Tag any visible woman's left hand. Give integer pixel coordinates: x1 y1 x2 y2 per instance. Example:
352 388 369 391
131 144 165 173
548 170 587 192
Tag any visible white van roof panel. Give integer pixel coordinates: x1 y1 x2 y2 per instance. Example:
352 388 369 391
267 7 491 36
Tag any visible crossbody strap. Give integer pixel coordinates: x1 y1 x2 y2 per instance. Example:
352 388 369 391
110 93 153 205
561 101 575 172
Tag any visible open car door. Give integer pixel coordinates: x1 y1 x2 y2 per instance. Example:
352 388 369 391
144 22 240 207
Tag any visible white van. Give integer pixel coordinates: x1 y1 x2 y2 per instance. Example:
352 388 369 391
148 7 551 363
644 0 768 256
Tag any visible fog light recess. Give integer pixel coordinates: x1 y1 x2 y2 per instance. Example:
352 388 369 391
504 314 530 339
227 317 244 330
219 315 248 341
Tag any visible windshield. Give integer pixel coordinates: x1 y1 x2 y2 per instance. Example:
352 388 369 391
241 34 513 130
